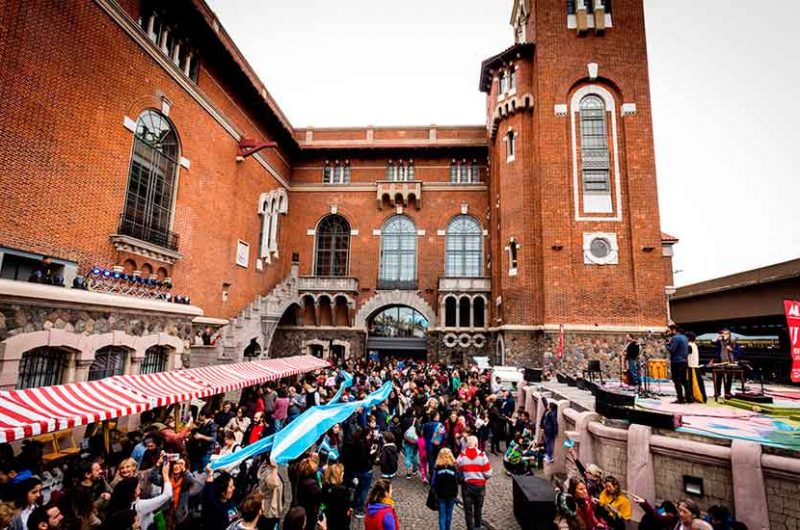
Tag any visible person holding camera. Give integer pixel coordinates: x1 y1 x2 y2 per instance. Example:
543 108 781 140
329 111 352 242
148 454 203 530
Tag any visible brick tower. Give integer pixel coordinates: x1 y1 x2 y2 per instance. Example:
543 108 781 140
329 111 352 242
481 0 673 370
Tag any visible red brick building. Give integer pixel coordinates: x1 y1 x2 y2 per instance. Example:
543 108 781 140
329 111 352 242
0 0 674 388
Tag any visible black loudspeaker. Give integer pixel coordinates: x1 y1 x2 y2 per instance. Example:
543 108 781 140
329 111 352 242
585 381 600 395
594 386 636 407
565 374 578 387
524 367 543 382
512 475 557 529
556 373 567 384
595 400 629 420
627 408 676 430
576 377 587 390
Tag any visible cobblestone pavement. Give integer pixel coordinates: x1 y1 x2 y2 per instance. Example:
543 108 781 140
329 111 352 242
348 451 521 530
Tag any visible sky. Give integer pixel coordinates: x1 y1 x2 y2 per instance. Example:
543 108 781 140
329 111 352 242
206 0 800 287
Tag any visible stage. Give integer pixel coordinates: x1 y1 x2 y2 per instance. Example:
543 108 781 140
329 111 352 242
539 378 800 452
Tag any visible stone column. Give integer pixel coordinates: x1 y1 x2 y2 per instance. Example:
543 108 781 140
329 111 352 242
75 360 92 383
575 411 600 465
731 440 769 530
626 424 655 522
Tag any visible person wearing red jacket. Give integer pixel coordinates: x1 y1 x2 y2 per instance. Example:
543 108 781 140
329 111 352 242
456 436 492 530
364 480 399 530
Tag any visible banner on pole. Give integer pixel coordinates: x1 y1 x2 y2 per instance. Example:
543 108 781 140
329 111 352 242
557 324 565 359
784 300 800 383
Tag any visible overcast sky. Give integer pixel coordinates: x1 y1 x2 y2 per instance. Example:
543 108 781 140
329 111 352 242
206 0 800 287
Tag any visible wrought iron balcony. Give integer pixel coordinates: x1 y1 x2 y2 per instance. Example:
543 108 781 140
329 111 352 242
297 276 359 293
377 279 418 291
117 213 180 251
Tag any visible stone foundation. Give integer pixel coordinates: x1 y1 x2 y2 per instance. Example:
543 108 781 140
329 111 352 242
268 328 366 360
498 329 667 376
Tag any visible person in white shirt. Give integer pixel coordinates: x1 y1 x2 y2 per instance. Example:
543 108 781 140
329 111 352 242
686 332 707 403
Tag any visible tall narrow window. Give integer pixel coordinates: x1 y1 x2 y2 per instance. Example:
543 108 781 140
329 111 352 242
121 110 180 250
445 216 483 277
379 215 417 289
445 297 457 327
141 346 167 374
323 163 332 184
449 161 458 183
315 215 351 277
89 347 127 381
579 95 611 192
473 297 486 328
506 130 516 161
17 347 66 389
509 68 517 93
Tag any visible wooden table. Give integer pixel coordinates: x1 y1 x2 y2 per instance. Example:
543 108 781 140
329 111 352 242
710 366 746 400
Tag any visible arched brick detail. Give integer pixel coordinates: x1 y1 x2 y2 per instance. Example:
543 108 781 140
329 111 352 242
354 291 436 330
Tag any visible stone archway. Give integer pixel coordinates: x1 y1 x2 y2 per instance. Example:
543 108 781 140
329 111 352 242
354 291 436 330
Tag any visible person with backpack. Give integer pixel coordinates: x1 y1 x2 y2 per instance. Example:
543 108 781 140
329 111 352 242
423 413 445 480
379 433 399 480
432 448 459 530
402 421 420 480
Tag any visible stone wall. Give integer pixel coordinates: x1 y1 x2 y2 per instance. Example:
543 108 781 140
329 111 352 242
0 302 193 342
269 328 366 360
766 476 800 530
651 453 734 509
499 329 667 377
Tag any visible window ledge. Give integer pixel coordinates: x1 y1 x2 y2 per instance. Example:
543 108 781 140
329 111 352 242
110 234 184 265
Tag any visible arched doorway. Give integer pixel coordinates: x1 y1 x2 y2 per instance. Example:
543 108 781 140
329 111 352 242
366 305 429 360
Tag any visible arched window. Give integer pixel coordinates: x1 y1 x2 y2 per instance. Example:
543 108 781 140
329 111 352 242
459 297 471 328
121 110 180 249
89 347 127 381
473 297 486 328
315 215 351 277
369 306 428 338
445 216 483 277
17 347 66 389
379 215 417 289
141 345 168 374
579 95 611 192
445 297 457 328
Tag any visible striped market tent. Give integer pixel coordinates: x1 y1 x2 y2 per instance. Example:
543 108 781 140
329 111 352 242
0 355 330 444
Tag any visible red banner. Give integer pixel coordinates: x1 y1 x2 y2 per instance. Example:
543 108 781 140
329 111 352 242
557 324 565 359
784 300 800 383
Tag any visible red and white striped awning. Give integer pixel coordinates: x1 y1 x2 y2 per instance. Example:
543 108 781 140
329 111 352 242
0 355 330 443
115 371 212 407
0 380 150 443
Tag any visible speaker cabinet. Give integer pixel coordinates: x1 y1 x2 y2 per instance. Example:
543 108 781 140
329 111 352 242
512 475 557 529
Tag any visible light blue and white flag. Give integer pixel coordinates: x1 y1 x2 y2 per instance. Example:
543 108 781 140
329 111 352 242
270 381 392 464
323 370 353 407
210 376 389 470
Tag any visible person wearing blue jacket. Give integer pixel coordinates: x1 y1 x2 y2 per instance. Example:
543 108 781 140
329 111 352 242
666 325 692 403
712 329 743 399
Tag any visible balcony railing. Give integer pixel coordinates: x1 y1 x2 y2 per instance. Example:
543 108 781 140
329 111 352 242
377 279 418 291
117 213 180 251
297 276 359 293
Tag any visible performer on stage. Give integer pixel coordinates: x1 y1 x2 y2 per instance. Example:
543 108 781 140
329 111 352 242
711 329 742 400
686 332 706 403
620 334 640 386
666 325 692 404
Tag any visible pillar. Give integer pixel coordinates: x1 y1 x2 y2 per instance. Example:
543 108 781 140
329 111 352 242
626 424 654 522
576 411 600 465
731 440 769 530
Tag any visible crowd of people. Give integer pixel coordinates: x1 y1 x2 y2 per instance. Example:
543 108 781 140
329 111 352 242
0 357 749 530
